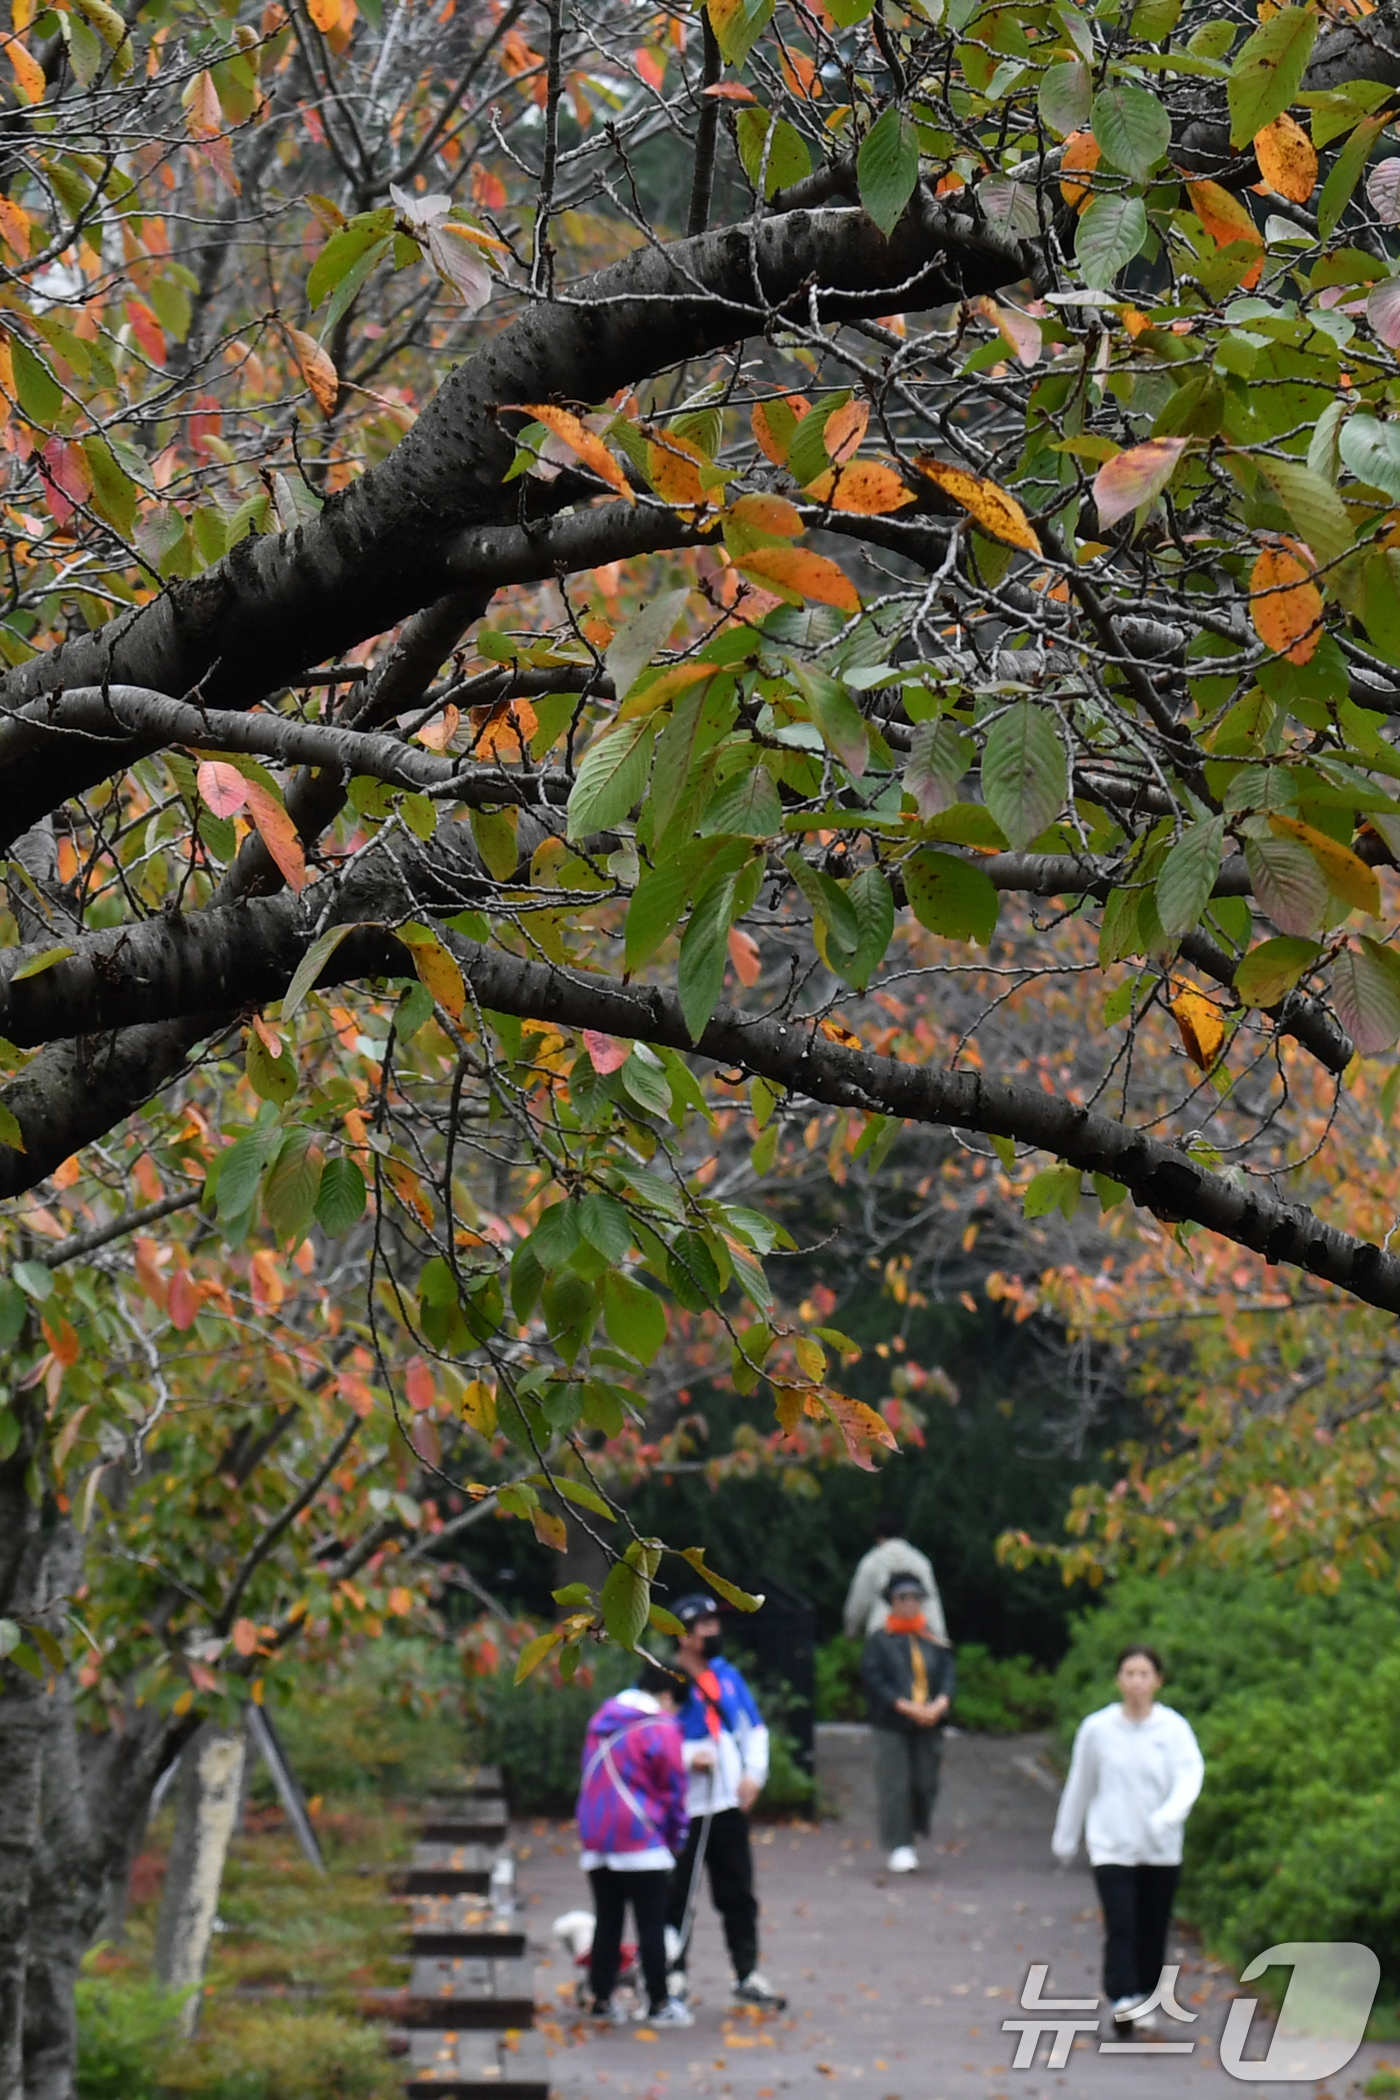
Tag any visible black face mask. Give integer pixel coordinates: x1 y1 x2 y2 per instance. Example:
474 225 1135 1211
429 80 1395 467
701 1631 724 1661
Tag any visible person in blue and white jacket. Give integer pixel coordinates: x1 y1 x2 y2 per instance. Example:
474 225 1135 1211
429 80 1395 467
663 1594 785 2009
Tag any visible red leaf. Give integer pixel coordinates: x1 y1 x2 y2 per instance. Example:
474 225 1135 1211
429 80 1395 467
405 1356 436 1412
728 926 762 986
584 1028 630 1073
125 299 166 367
167 1270 200 1331
197 760 248 817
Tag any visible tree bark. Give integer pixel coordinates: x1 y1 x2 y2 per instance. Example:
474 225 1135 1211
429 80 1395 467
152 1723 247 2038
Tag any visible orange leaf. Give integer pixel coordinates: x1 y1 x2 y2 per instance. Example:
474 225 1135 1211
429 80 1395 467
186 67 221 137
416 703 460 752
306 0 342 27
517 404 633 502
647 433 708 507
1169 986 1226 1071
286 324 338 415
728 491 802 537
167 1270 200 1330
0 197 30 255
823 461 914 516
232 1617 260 1657
1059 129 1100 207
41 1314 80 1367
197 760 248 817
386 1157 434 1229
818 1388 898 1471
125 299 166 367
912 458 1039 552
1254 113 1316 203
736 544 860 612
7 37 43 102
1250 541 1323 665
1186 179 1264 287
728 925 762 985
405 1356 436 1411
387 1585 415 1615
532 1508 569 1552
751 394 810 467
702 80 756 99
824 399 868 465
244 780 308 891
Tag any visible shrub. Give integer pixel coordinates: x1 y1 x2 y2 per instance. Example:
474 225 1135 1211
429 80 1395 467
815 1634 865 1722
953 1644 1056 1733
75 1962 188 2100
265 1636 467 1803
1054 1570 1400 1995
162 2004 401 2100
467 1642 633 1815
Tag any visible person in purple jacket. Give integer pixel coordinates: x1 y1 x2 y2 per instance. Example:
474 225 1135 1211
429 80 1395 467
577 1660 693 2026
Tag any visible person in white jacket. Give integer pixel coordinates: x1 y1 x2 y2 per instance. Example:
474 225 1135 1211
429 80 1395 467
1051 1644 1204 2032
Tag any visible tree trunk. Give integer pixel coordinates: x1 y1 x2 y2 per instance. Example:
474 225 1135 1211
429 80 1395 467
152 1723 246 2037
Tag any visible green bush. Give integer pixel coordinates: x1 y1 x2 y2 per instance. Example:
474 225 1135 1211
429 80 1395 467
265 1636 468 1803
1054 1570 1400 1993
468 1644 634 1815
163 2005 401 2100
815 1633 865 1721
75 1963 188 2100
953 1644 1056 1733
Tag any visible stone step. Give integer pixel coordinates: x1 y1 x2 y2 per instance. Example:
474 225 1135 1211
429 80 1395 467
420 1806 507 1846
407 1897 526 1961
400 1956 535 2029
427 1766 503 1802
391 1842 509 1896
403 2026 548 2098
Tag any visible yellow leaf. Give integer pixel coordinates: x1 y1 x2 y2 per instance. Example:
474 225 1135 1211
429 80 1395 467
461 1379 498 1436
1169 986 1226 1070
411 936 467 1019
1254 112 1316 203
727 491 802 537
386 1158 434 1229
912 458 1040 552
1267 813 1381 916
794 1334 827 1380
286 324 338 415
0 196 29 254
735 544 860 612
1059 129 1100 207
532 1507 569 1551
1249 541 1322 665
517 403 633 503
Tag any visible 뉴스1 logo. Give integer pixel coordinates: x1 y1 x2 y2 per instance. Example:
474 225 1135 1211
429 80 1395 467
1002 1943 1381 2081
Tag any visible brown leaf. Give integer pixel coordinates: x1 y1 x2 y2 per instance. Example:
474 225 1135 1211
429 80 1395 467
286 325 338 416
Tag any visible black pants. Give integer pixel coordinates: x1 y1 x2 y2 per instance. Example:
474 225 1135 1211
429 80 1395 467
665 1806 758 1982
1093 1864 1181 2004
588 1866 670 2012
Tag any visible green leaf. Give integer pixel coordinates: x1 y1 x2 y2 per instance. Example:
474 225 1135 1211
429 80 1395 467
81 436 137 537
514 1624 564 1683
579 1191 632 1262
1256 457 1354 569
836 865 894 990
708 0 773 65
12 945 74 981
678 873 738 1040
470 807 519 881
10 337 63 425
857 105 919 238
1317 113 1385 241
1091 83 1171 182
213 1129 278 1225
1156 816 1225 937
605 589 690 703
736 108 812 197
903 848 1000 944
600 1557 651 1650
799 671 869 778
677 1545 763 1612
1244 832 1329 937
246 1023 297 1105
0 1409 18 1462
1037 60 1091 138
1339 415 1400 502
282 923 360 1020
263 1129 320 1244
1234 935 1322 1007
1076 195 1148 289
1363 549 1400 663
307 210 396 308
1332 936 1400 1054
566 718 656 839
315 1156 367 1235
0 1283 25 1348
701 757 783 838
0 1102 24 1154
1227 6 1317 146
981 702 1066 850
1024 1163 1082 1219
602 1270 667 1364
13 1260 53 1302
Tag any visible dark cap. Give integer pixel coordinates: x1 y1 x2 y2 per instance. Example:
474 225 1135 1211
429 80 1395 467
672 1593 719 1627
883 1571 928 1601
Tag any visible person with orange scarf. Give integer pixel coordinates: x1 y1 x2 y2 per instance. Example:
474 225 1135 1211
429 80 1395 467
860 1573 955 1874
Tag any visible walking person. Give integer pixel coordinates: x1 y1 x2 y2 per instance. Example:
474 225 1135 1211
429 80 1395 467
663 1594 786 2009
1052 1644 1205 2033
576 1660 694 2027
843 1512 948 1643
861 1573 955 1873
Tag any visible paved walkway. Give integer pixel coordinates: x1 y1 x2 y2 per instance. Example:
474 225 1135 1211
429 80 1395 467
518 1726 1394 2100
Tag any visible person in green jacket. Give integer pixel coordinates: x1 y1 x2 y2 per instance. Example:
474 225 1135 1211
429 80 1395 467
860 1574 955 1874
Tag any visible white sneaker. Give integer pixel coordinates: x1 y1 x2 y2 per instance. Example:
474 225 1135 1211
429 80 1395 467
1111 1995 1144 2025
887 1846 919 1873
666 1968 688 1999
649 1997 694 2027
1131 2008 1162 2035
733 1971 786 2008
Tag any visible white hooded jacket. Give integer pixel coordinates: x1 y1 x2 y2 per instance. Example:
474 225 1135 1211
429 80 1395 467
1052 1703 1204 1868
